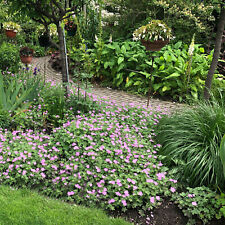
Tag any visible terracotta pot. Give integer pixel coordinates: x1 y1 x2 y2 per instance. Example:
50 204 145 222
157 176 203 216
5 30 17 38
141 39 169 51
20 55 33 64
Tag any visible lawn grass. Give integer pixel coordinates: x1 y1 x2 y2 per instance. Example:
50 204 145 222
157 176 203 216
0 185 131 225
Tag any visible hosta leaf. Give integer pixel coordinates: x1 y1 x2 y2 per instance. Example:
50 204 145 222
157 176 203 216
164 73 180 79
162 86 170 92
153 83 163 91
118 57 124 65
199 47 205 53
134 81 141 86
139 71 150 78
191 91 198 99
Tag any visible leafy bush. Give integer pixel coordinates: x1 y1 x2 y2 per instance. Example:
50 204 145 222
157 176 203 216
0 109 11 129
172 186 219 225
90 40 147 88
38 83 65 127
104 0 217 45
90 40 212 102
216 192 225 220
156 100 225 190
0 103 178 213
0 42 20 72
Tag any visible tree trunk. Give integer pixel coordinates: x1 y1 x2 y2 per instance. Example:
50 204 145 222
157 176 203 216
57 23 68 83
204 5 225 100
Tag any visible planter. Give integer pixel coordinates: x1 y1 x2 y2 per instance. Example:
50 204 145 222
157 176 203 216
141 39 169 51
20 55 33 64
38 34 50 47
5 30 17 38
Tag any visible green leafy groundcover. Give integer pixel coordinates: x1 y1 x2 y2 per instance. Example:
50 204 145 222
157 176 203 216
0 185 130 225
0 80 222 224
0 100 177 213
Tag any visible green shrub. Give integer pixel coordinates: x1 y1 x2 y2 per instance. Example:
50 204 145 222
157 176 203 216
90 40 212 102
0 109 11 129
156 100 225 190
39 83 65 127
0 42 20 72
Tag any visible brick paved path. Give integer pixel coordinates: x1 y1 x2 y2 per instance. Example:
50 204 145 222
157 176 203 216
32 56 185 113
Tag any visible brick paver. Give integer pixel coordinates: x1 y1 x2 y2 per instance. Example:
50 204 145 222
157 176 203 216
32 56 185 113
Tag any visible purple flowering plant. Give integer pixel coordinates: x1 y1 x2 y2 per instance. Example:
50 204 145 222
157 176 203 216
0 83 179 215
0 79 219 224
171 186 219 224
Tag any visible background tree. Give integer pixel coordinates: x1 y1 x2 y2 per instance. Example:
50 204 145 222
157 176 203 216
4 0 90 83
204 4 225 100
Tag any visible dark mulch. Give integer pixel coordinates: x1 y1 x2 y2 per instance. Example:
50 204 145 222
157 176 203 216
107 199 225 225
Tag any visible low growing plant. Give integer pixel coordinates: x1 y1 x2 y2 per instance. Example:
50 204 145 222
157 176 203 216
171 186 219 225
0 42 20 72
216 192 225 220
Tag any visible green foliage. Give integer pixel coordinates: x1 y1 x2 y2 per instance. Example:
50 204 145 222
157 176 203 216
149 41 212 102
0 42 20 72
0 185 130 225
171 186 219 225
90 40 147 88
0 70 43 113
0 109 11 129
104 0 218 44
90 40 212 102
220 135 225 178
39 83 65 127
216 192 225 220
156 100 225 190
0 103 178 214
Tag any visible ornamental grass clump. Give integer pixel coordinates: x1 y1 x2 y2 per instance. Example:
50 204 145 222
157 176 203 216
156 100 225 190
133 20 173 42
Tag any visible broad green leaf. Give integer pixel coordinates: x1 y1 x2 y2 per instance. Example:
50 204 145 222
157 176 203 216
174 41 182 49
121 45 126 54
190 85 197 92
128 57 138 62
134 81 141 86
129 72 136 77
159 64 165 71
191 91 198 99
164 73 180 79
153 83 163 91
118 57 124 65
139 71 150 78
162 86 170 92
125 80 133 88
104 62 110 69
199 47 205 53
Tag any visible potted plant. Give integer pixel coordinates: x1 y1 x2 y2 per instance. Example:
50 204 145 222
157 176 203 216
3 21 21 38
133 20 173 51
19 47 34 64
64 20 77 36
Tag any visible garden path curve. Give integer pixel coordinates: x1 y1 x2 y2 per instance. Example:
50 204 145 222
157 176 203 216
32 56 185 113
